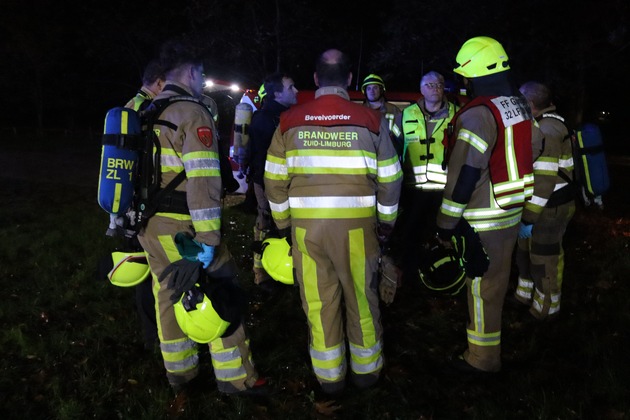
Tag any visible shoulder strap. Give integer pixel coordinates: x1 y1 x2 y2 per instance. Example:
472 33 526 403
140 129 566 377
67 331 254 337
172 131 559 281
137 92 213 224
537 112 573 141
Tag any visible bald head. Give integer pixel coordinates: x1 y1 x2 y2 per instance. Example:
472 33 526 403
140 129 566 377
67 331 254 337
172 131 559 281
519 81 552 113
314 49 352 88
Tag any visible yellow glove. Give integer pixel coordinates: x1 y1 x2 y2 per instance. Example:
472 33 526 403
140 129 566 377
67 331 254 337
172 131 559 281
379 255 402 305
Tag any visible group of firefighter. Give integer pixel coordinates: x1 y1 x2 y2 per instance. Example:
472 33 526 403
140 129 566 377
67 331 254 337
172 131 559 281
109 35 575 399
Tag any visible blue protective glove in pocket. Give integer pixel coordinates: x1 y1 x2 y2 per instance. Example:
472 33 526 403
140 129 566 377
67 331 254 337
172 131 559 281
518 222 533 239
197 243 215 269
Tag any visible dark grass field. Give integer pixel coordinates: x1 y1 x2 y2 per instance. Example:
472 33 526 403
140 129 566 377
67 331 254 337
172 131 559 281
0 146 629 419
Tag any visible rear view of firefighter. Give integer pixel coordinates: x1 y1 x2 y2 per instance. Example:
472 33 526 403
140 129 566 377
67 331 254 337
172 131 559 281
137 38 262 396
514 81 575 320
265 49 402 394
436 37 543 373
394 70 459 282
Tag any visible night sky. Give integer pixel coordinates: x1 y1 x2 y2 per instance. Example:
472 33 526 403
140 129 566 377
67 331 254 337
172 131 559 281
1 0 628 140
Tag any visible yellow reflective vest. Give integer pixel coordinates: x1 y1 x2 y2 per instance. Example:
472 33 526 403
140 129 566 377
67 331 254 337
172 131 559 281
401 100 458 190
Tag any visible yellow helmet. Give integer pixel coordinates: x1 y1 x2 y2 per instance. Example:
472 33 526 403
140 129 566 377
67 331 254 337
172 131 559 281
361 73 386 94
108 252 150 287
418 240 466 296
260 237 294 285
174 284 230 343
453 36 510 78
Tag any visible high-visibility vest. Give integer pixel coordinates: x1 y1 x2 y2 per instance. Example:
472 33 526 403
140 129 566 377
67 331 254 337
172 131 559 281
445 96 534 210
402 101 457 190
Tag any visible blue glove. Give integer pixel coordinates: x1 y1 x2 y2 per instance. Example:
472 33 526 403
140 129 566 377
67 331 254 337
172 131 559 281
518 222 533 239
197 244 215 269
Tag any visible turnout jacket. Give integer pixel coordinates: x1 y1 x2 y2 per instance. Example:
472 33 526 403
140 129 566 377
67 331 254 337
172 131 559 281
437 95 542 233
362 100 402 138
125 86 156 112
150 82 222 246
265 86 402 231
521 106 574 224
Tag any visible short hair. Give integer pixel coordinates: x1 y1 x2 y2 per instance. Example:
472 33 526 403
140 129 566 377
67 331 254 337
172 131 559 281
159 37 203 76
315 49 352 88
142 59 165 86
519 81 552 109
263 73 288 98
420 71 444 88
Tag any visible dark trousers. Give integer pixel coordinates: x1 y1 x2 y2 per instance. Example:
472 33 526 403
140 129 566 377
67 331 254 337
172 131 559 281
135 278 158 349
395 187 443 281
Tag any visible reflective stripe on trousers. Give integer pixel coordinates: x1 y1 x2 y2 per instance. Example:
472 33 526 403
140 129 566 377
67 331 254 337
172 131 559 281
463 224 518 372
139 217 203 387
210 337 249 382
293 219 383 385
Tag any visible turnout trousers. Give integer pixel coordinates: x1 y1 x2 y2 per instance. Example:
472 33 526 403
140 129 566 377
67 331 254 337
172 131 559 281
515 201 575 319
252 182 276 283
139 215 258 392
463 224 519 372
292 218 383 393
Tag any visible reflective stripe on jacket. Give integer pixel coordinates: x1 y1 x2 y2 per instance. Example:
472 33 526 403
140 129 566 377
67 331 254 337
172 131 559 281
522 109 574 223
151 82 222 245
264 87 402 230
438 96 542 232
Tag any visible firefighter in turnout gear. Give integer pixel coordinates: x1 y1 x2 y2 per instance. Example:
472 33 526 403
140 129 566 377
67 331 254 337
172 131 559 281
265 49 402 394
513 81 575 320
361 73 402 151
394 70 459 282
122 59 165 351
124 59 166 112
436 37 543 373
137 39 261 395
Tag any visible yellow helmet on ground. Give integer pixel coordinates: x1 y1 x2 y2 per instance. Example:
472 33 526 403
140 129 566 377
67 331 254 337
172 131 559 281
260 237 294 285
174 284 230 343
361 73 386 94
453 36 510 78
108 252 150 287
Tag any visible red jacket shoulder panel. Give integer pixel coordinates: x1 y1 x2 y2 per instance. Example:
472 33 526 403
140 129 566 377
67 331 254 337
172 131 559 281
280 95 382 134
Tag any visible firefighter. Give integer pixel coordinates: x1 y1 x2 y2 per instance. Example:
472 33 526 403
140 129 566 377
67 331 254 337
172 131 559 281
436 37 543 373
361 73 402 151
249 73 298 290
122 59 165 351
513 81 576 320
264 49 402 394
124 59 165 112
393 70 459 282
137 38 263 396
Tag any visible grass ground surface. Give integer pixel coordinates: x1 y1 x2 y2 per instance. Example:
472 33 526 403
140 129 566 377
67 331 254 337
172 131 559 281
0 147 629 419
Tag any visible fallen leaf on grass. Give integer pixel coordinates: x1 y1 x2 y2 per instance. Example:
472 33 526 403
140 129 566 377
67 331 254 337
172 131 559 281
166 391 188 418
596 280 612 290
283 378 306 393
315 400 342 416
